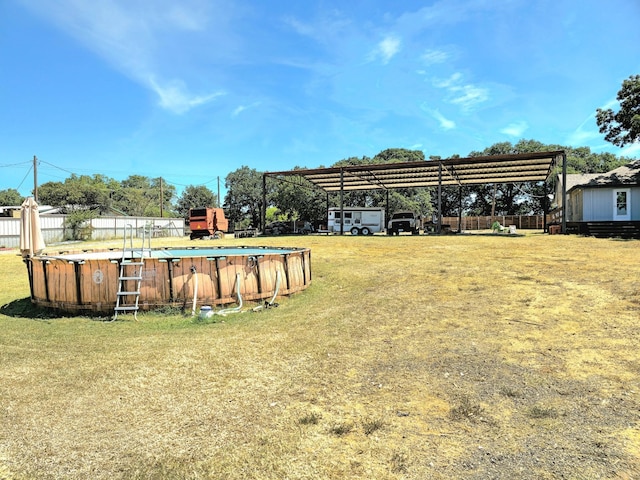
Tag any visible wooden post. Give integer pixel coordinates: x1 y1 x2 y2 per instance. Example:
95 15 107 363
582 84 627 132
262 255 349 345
160 178 163 218
561 152 567 234
33 155 38 202
437 161 442 234
339 168 344 236
261 174 267 233
457 185 463 233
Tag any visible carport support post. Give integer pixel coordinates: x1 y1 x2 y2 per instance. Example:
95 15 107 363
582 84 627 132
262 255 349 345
386 189 390 233
458 185 463 233
262 174 267 233
543 180 548 233
339 167 344 235
437 161 442 234
325 193 329 230
561 152 567 234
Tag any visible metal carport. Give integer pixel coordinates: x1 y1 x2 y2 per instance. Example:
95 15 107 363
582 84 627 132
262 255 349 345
262 150 567 234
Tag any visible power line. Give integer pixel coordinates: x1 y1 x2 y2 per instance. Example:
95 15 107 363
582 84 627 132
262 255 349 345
163 177 220 188
0 161 31 168
15 164 33 191
39 159 77 175
6 156 229 196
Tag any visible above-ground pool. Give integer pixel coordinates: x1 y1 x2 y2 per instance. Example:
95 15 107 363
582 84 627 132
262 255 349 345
24 246 311 314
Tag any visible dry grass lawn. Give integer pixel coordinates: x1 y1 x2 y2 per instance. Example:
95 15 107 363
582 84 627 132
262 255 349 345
0 232 639 479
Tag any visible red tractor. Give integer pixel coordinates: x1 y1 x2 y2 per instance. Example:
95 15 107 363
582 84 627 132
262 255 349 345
189 207 229 240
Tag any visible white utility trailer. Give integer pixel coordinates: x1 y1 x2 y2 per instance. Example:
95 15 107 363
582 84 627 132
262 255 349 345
327 207 386 235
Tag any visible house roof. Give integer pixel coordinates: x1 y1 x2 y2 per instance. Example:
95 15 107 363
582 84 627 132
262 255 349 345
568 160 640 191
564 174 602 192
264 151 564 192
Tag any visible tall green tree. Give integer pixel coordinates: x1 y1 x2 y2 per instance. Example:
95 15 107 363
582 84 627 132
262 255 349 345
176 185 218 219
38 174 114 213
596 74 640 147
373 148 425 163
329 149 432 216
456 141 546 215
112 176 175 217
270 169 326 225
564 146 627 174
0 189 24 206
224 166 265 229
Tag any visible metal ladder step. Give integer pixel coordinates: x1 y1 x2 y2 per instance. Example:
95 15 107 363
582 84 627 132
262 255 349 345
113 223 150 321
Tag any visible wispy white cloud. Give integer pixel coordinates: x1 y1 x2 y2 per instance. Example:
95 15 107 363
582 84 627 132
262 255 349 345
500 121 528 137
433 110 456 130
149 78 225 115
283 10 352 48
232 101 262 118
421 49 449 65
599 98 619 110
565 112 602 146
433 73 463 88
621 142 640 158
421 104 456 130
566 129 601 146
17 0 225 114
165 4 210 31
432 73 488 112
371 35 401 64
449 85 488 110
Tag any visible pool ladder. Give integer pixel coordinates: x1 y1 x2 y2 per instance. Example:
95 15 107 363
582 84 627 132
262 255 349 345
113 224 151 320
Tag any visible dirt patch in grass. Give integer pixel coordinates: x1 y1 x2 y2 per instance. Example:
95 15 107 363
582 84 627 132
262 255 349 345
1 233 639 479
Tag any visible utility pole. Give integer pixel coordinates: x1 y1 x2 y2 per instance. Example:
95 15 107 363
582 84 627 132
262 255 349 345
33 155 38 202
217 176 220 207
160 177 164 217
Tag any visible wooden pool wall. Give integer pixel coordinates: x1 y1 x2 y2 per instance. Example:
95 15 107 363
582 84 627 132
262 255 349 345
24 247 311 314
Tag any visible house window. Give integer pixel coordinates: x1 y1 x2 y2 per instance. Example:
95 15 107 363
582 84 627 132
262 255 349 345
614 189 630 220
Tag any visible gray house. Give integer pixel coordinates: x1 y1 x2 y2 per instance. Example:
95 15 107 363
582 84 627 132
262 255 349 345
561 160 640 238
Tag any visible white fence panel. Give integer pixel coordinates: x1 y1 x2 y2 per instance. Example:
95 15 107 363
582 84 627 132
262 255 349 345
0 217 21 248
0 215 186 248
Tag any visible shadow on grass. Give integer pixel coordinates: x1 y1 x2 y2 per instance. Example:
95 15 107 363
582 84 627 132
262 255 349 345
456 232 526 237
0 297 65 320
1 298 191 322
0 298 112 321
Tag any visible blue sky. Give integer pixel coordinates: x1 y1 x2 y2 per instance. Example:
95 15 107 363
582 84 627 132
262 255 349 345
1 0 639 199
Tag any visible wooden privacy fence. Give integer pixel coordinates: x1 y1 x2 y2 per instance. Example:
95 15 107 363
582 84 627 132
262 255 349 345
442 215 545 231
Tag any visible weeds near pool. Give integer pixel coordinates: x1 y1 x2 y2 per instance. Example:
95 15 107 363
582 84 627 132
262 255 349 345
328 422 352 436
362 417 385 435
449 395 484 421
298 412 321 426
147 305 185 316
528 405 557 419
390 451 408 474
499 386 521 398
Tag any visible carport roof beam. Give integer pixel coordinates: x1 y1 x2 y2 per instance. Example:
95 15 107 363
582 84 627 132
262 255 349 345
264 151 562 193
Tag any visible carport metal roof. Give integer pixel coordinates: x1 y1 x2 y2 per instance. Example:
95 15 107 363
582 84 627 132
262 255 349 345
262 150 567 233
264 150 564 192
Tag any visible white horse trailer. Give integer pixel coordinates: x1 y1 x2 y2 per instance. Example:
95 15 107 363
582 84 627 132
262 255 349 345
327 207 386 235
